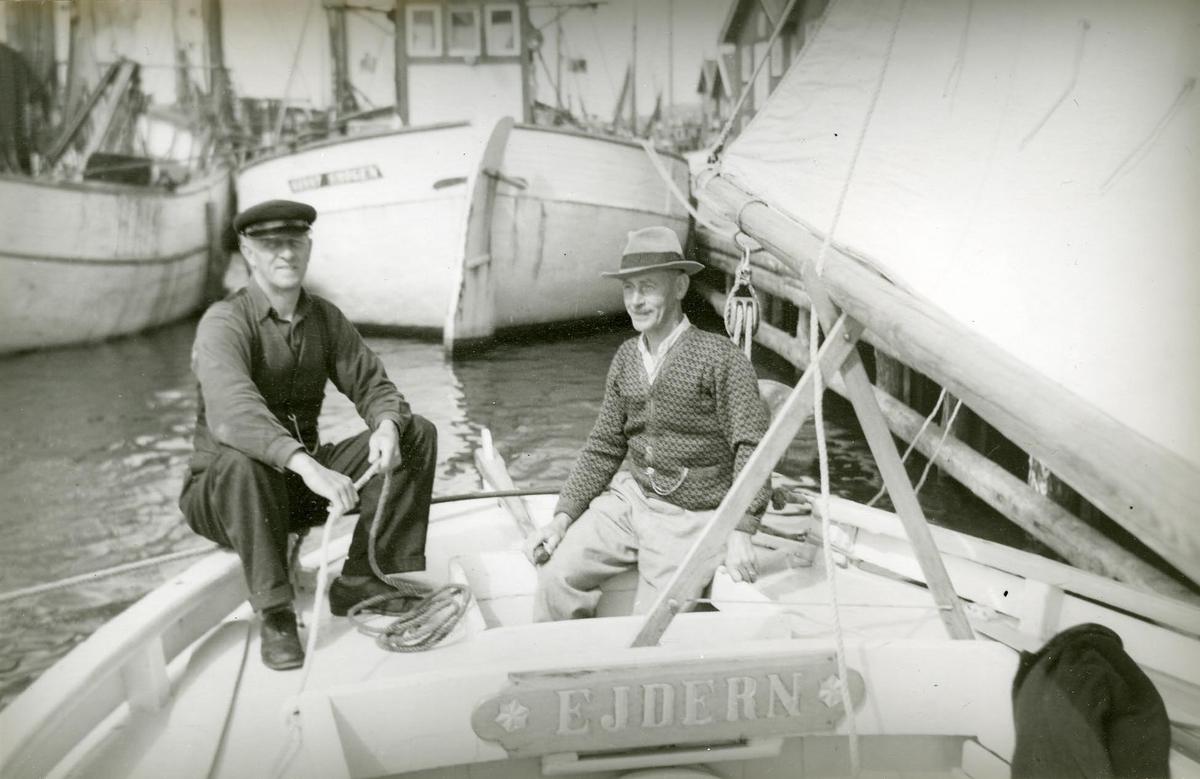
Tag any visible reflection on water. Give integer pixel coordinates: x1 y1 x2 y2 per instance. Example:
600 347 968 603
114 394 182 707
0 317 1017 708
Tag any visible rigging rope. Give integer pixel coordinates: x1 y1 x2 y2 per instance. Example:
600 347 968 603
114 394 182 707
811 310 860 776
706 0 803 165
866 386 948 508
801 1 909 773
278 463 476 778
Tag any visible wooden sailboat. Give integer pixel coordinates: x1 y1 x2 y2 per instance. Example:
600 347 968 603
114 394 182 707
0 1 232 355
3 0 1198 776
234 0 690 354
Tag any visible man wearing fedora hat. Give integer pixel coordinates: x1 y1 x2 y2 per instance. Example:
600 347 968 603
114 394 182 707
525 226 772 621
180 199 438 670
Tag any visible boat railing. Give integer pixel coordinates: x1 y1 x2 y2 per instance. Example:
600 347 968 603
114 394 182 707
0 549 249 779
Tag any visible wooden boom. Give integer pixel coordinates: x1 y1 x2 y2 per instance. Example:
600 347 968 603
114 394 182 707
698 171 1200 586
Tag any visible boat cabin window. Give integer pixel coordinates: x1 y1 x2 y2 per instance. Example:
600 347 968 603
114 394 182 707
448 7 482 57
485 3 520 56
407 4 443 57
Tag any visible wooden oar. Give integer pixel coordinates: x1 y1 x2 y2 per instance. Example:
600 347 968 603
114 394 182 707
474 429 550 564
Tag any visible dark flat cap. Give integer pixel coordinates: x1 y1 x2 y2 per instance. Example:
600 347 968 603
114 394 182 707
234 199 317 236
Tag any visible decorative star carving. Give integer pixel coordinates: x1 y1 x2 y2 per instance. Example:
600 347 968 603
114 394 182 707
495 698 530 732
818 675 843 709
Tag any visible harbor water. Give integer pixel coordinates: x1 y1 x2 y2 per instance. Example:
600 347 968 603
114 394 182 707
0 315 1029 709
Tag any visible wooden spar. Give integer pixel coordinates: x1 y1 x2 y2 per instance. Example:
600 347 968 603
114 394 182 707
698 171 1200 586
703 252 811 311
795 249 974 641
631 314 865 648
697 272 1192 598
393 0 408 124
695 260 1192 598
474 429 539 541
872 390 1198 601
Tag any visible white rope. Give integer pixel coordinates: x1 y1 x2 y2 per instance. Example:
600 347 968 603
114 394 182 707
866 385 948 508
805 2 908 773
0 545 218 604
276 461 381 779
638 139 735 236
912 398 963 495
811 309 859 776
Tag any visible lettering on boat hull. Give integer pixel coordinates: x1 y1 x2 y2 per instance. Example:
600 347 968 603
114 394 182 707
289 165 382 192
471 652 865 756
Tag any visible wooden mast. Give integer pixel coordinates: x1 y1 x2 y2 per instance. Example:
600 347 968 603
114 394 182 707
628 3 637 132
201 0 232 127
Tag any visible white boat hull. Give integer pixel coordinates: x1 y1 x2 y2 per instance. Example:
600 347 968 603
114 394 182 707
234 121 690 344
4 491 1197 779
489 126 689 330
236 123 483 333
0 170 232 354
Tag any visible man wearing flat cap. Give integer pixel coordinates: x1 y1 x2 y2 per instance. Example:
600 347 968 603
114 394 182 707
525 226 772 621
181 199 437 670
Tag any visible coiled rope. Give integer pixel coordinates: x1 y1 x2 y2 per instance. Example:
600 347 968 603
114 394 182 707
278 463 476 779
346 468 472 652
723 234 760 359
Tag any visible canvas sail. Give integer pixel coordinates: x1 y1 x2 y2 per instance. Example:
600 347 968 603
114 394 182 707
717 0 1199 577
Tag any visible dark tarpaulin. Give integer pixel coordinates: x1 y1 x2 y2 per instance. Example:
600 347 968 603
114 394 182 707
1011 622 1171 778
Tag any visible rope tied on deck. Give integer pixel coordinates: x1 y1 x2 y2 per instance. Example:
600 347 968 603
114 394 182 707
348 467 472 652
724 233 760 359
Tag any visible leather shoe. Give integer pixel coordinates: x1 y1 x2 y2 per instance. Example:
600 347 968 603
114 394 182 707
260 607 305 671
329 576 431 617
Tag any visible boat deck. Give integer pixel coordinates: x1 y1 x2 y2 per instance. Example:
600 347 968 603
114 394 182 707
56 496 1000 779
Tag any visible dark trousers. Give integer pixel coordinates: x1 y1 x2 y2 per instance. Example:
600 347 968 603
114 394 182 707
180 416 437 612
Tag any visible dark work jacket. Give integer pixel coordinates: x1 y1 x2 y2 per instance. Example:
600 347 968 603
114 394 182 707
187 280 408 474
1011 622 1170 779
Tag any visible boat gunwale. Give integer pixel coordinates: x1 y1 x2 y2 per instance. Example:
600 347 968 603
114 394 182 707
236 121 473 173
0 549 249 779
0 165 231 200
510 121 688 163
234 119 689 178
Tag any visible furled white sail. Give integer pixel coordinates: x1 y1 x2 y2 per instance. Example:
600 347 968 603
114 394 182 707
721 0 1200 473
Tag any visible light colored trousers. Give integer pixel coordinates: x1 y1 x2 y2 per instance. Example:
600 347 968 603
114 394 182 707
533 472 723 622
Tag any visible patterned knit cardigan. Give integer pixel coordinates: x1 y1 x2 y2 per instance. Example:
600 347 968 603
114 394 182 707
556 326 772 534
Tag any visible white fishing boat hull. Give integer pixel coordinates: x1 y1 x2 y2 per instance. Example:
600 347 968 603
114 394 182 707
0 169 232 354
4 491 1196 779
236 122 483 334
234 121 689 345
487 125 690 331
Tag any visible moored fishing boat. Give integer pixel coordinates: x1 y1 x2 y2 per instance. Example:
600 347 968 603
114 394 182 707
4 0 1199 776
0 169 231 355
234 0 689 353
0 4 232 356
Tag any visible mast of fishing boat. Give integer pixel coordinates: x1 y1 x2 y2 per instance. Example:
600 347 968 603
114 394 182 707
328 3 354 117
629 2 637 131
201 0 233 127
667 0 674 114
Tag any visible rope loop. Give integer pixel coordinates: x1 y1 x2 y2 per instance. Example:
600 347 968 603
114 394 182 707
724 233 760 359
356 469 474 652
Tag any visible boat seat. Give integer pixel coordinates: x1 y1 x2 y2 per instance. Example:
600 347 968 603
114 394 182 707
449 550 642 628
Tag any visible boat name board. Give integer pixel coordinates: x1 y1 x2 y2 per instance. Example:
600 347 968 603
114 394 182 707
471 652 865 756
289 165 382 192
